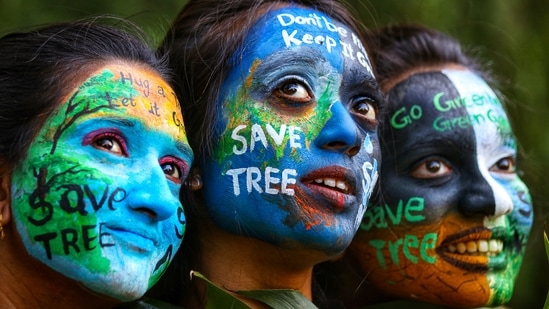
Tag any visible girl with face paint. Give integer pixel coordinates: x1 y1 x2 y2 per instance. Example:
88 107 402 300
157 0 383 307
0 19 193 308
329 24 533 308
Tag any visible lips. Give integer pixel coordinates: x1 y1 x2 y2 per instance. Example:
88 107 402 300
102 223 158 252
301 166 355 211
437 227 507 272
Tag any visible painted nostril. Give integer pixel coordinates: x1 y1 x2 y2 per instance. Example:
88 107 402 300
346 146 360 157
326 141 346 148
134 207 157 219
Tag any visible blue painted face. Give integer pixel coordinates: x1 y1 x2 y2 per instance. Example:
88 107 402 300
200 6 382 254
11 64 193 301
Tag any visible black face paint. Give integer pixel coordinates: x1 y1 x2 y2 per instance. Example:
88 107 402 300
381 72 496 221
351 69 532 308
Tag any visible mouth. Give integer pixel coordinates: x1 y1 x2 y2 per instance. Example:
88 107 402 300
301 166 355 211
437 227 507 272
445 239 504 256
102 224 157 253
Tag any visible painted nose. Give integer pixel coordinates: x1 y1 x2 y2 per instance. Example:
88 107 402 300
315 101 360 156
126 161 181 221
458 170 513 218
458 183 495 217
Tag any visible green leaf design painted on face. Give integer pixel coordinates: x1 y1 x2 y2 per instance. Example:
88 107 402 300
217 69 336 164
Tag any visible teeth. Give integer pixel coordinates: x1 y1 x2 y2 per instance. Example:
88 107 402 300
324 178 336 187
478 240 488 253
466 241 477 253
313 178 349 192
336 180 347 190
446 239 503 256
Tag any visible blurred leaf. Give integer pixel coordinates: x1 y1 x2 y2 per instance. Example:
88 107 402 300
238 289 318 309
192 271 318 309
191 271 250 309
545 224 549 262
543 226 549 309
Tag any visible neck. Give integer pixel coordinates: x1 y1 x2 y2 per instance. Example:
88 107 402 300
331 251 394 307
189 219 323 308
0 224 118 309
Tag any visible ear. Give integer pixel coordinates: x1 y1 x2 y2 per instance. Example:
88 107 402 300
0 174 11 225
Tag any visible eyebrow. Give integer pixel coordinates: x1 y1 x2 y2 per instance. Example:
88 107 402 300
103 117 136 128
104 116 192 156
175 140 193 157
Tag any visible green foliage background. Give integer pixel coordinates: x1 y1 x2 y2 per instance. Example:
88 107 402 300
1 0 546 307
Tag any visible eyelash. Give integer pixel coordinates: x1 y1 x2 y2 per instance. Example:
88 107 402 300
84 130 129 157
350 96 378 125
83 129 188 184
269 77 314 108
489 157 516 174
410 157 453 179
159 156 189 184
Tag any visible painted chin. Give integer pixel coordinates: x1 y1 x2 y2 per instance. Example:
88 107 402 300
437 227 510 272
300 166 357 212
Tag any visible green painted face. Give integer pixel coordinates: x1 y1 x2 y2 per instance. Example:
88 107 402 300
11 64 193 301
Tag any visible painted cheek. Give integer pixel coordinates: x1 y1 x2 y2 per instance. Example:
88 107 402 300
353 210 492 308
479 168 513 217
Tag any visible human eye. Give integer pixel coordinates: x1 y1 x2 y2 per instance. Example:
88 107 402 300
159 156 189 184
350 96 377 122
489 157 516 174
270 77 313 107
411 157 452 179
90 131 128 157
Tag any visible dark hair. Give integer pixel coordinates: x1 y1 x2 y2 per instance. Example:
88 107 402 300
159 0 370 163
0 17 169 171
366 24 490 91
154 1 374 306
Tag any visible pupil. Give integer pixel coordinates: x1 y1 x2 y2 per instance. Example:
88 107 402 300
426 160 440 172
498 159 510 170
356 102 369 114
163 164 175 175
98 139 113 149
282 83 297 95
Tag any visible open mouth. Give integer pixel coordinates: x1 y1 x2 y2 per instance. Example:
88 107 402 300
437 227 507 272
445 239 503 256
310 177 351 194
301 166 355 210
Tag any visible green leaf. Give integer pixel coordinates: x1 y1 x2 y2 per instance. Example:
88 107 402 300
545 224 549 263
191 271 250 309
238 289 318 309
543 226 549 309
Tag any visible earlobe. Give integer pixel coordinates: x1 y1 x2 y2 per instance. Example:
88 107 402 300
187 169 203 191
0 174 11 229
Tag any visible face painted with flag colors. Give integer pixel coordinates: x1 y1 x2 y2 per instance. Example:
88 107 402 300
10 63 193 301
348 69 533 307
200 5 383 255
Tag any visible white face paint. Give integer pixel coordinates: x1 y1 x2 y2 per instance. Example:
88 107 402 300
350 69 533 307
442 69 514 218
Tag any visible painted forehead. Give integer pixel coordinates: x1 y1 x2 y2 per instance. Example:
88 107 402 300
64 63 188 142
236 6 374 76
387 70 511 138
